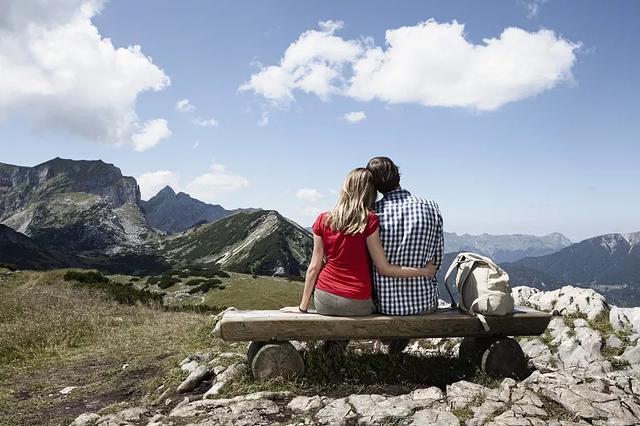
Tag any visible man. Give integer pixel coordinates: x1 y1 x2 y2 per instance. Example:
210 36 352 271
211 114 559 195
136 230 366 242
366 157 444 352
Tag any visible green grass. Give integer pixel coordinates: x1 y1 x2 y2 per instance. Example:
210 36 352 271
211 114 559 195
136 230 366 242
203 273 303 309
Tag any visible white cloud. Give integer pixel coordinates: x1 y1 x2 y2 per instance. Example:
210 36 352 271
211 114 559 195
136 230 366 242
242 19 580 111
131 119 172 152
186 163 250 203
343 111 366 123
0 0 171 149
137 170 181 200
191 117 219 127
525 0 551 18
296 188 325 202
257 111 269 126
239 20 363 104
139 163 250 203
175 98 195 112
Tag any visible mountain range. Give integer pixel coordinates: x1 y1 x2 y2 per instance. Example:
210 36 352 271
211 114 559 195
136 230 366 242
0 158 309 275
443 231 572 263
0 157 638 296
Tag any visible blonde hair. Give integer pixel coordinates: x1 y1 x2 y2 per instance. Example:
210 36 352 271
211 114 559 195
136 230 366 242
326 168 377 235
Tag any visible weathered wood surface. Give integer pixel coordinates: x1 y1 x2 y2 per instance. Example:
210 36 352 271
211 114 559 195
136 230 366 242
219 307 551 341
251 341 305 379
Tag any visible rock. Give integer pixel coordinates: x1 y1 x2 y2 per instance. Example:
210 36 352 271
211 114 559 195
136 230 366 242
180 360 199 374
115 407 149 422
314 398 357 425
410 386 446 404
243 391 292 401
610 306 640 334
121 363 130 370
349 394 420 424
607 335 624 349
446 380 488 409
622 345 640 365
177 365 210 393
410 409 460 425
59 386 77 395
145 414 166 426
543 383 639 423
573 318 589 328
287 395 329 412
556 325 605 371
169 397 279 424
203 363 248 399
514 285 608 320
520 338 555 371
69 412 100 426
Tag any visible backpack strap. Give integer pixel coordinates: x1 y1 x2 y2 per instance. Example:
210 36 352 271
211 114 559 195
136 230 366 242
470 296 492 331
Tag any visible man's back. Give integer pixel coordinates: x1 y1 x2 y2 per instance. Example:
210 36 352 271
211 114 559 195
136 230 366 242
373 188 444 315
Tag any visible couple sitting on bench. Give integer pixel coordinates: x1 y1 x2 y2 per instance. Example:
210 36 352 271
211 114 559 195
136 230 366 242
281 156 444 351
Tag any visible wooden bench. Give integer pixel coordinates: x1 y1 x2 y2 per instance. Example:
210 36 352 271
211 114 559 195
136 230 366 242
218 307 551 380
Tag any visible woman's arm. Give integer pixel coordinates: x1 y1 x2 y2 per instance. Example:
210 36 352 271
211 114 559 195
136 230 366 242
281 234 325 313
366 229 436 278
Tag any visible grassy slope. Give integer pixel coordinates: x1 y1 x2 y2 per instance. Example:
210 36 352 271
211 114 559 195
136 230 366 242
0 268 499 425
0 270 223 425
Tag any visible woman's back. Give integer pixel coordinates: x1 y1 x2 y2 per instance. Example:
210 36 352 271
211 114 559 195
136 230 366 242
312 211 379 299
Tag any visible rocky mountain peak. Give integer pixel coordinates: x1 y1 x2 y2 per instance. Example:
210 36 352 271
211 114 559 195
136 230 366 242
140 186 235 234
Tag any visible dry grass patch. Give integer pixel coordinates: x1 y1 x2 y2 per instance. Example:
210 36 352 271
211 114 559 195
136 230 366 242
0 270 222 426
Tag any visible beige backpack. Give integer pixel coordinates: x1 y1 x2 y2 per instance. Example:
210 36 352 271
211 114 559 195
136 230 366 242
444 252 515 331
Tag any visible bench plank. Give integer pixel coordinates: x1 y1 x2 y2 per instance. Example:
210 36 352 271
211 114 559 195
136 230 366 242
218 307 551 341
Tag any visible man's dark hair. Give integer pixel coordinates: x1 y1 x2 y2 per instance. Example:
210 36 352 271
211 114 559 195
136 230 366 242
366 156 400 194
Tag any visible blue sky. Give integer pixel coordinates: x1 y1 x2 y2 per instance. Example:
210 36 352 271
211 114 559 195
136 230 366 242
0 0 638 242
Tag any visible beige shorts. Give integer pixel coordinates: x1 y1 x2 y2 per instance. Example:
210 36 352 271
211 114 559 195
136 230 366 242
314 288 374 316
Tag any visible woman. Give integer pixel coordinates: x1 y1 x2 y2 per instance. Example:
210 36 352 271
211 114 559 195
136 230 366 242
281 168 435 316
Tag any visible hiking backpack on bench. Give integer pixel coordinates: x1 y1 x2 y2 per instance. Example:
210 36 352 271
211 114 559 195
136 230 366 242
444 252 515 331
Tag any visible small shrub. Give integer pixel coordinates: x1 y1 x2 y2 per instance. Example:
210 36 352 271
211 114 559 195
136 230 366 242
157 275 181 289
216 270 230 278
130 277 140 282
187 279 223 294
0 262 17 271
185 278 206 287
610 358 631 371
147 276 160 285
63 270 109 284
71 280 163 305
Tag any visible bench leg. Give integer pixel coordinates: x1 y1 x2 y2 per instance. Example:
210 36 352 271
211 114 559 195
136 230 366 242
480 337 529 380
250 341 305 380
247 341 266 365
459 336 495 367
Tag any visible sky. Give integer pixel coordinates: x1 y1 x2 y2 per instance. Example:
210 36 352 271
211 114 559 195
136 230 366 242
0 0 638 242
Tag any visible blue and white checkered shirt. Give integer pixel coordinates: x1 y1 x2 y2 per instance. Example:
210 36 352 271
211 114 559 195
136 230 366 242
372 188 444 315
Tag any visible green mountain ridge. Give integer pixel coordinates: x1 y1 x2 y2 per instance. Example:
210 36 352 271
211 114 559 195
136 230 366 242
161 209 313 276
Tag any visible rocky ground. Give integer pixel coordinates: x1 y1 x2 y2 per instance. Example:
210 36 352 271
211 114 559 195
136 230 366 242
68 285 640 426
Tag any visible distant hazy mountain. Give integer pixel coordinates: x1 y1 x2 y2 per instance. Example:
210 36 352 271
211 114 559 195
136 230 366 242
162 210 312 276
503 232 640 289
140 186 241 234
444 232 572 263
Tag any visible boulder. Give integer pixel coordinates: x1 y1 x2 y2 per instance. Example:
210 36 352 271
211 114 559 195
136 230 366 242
314 398 357 425
177 365 210 393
